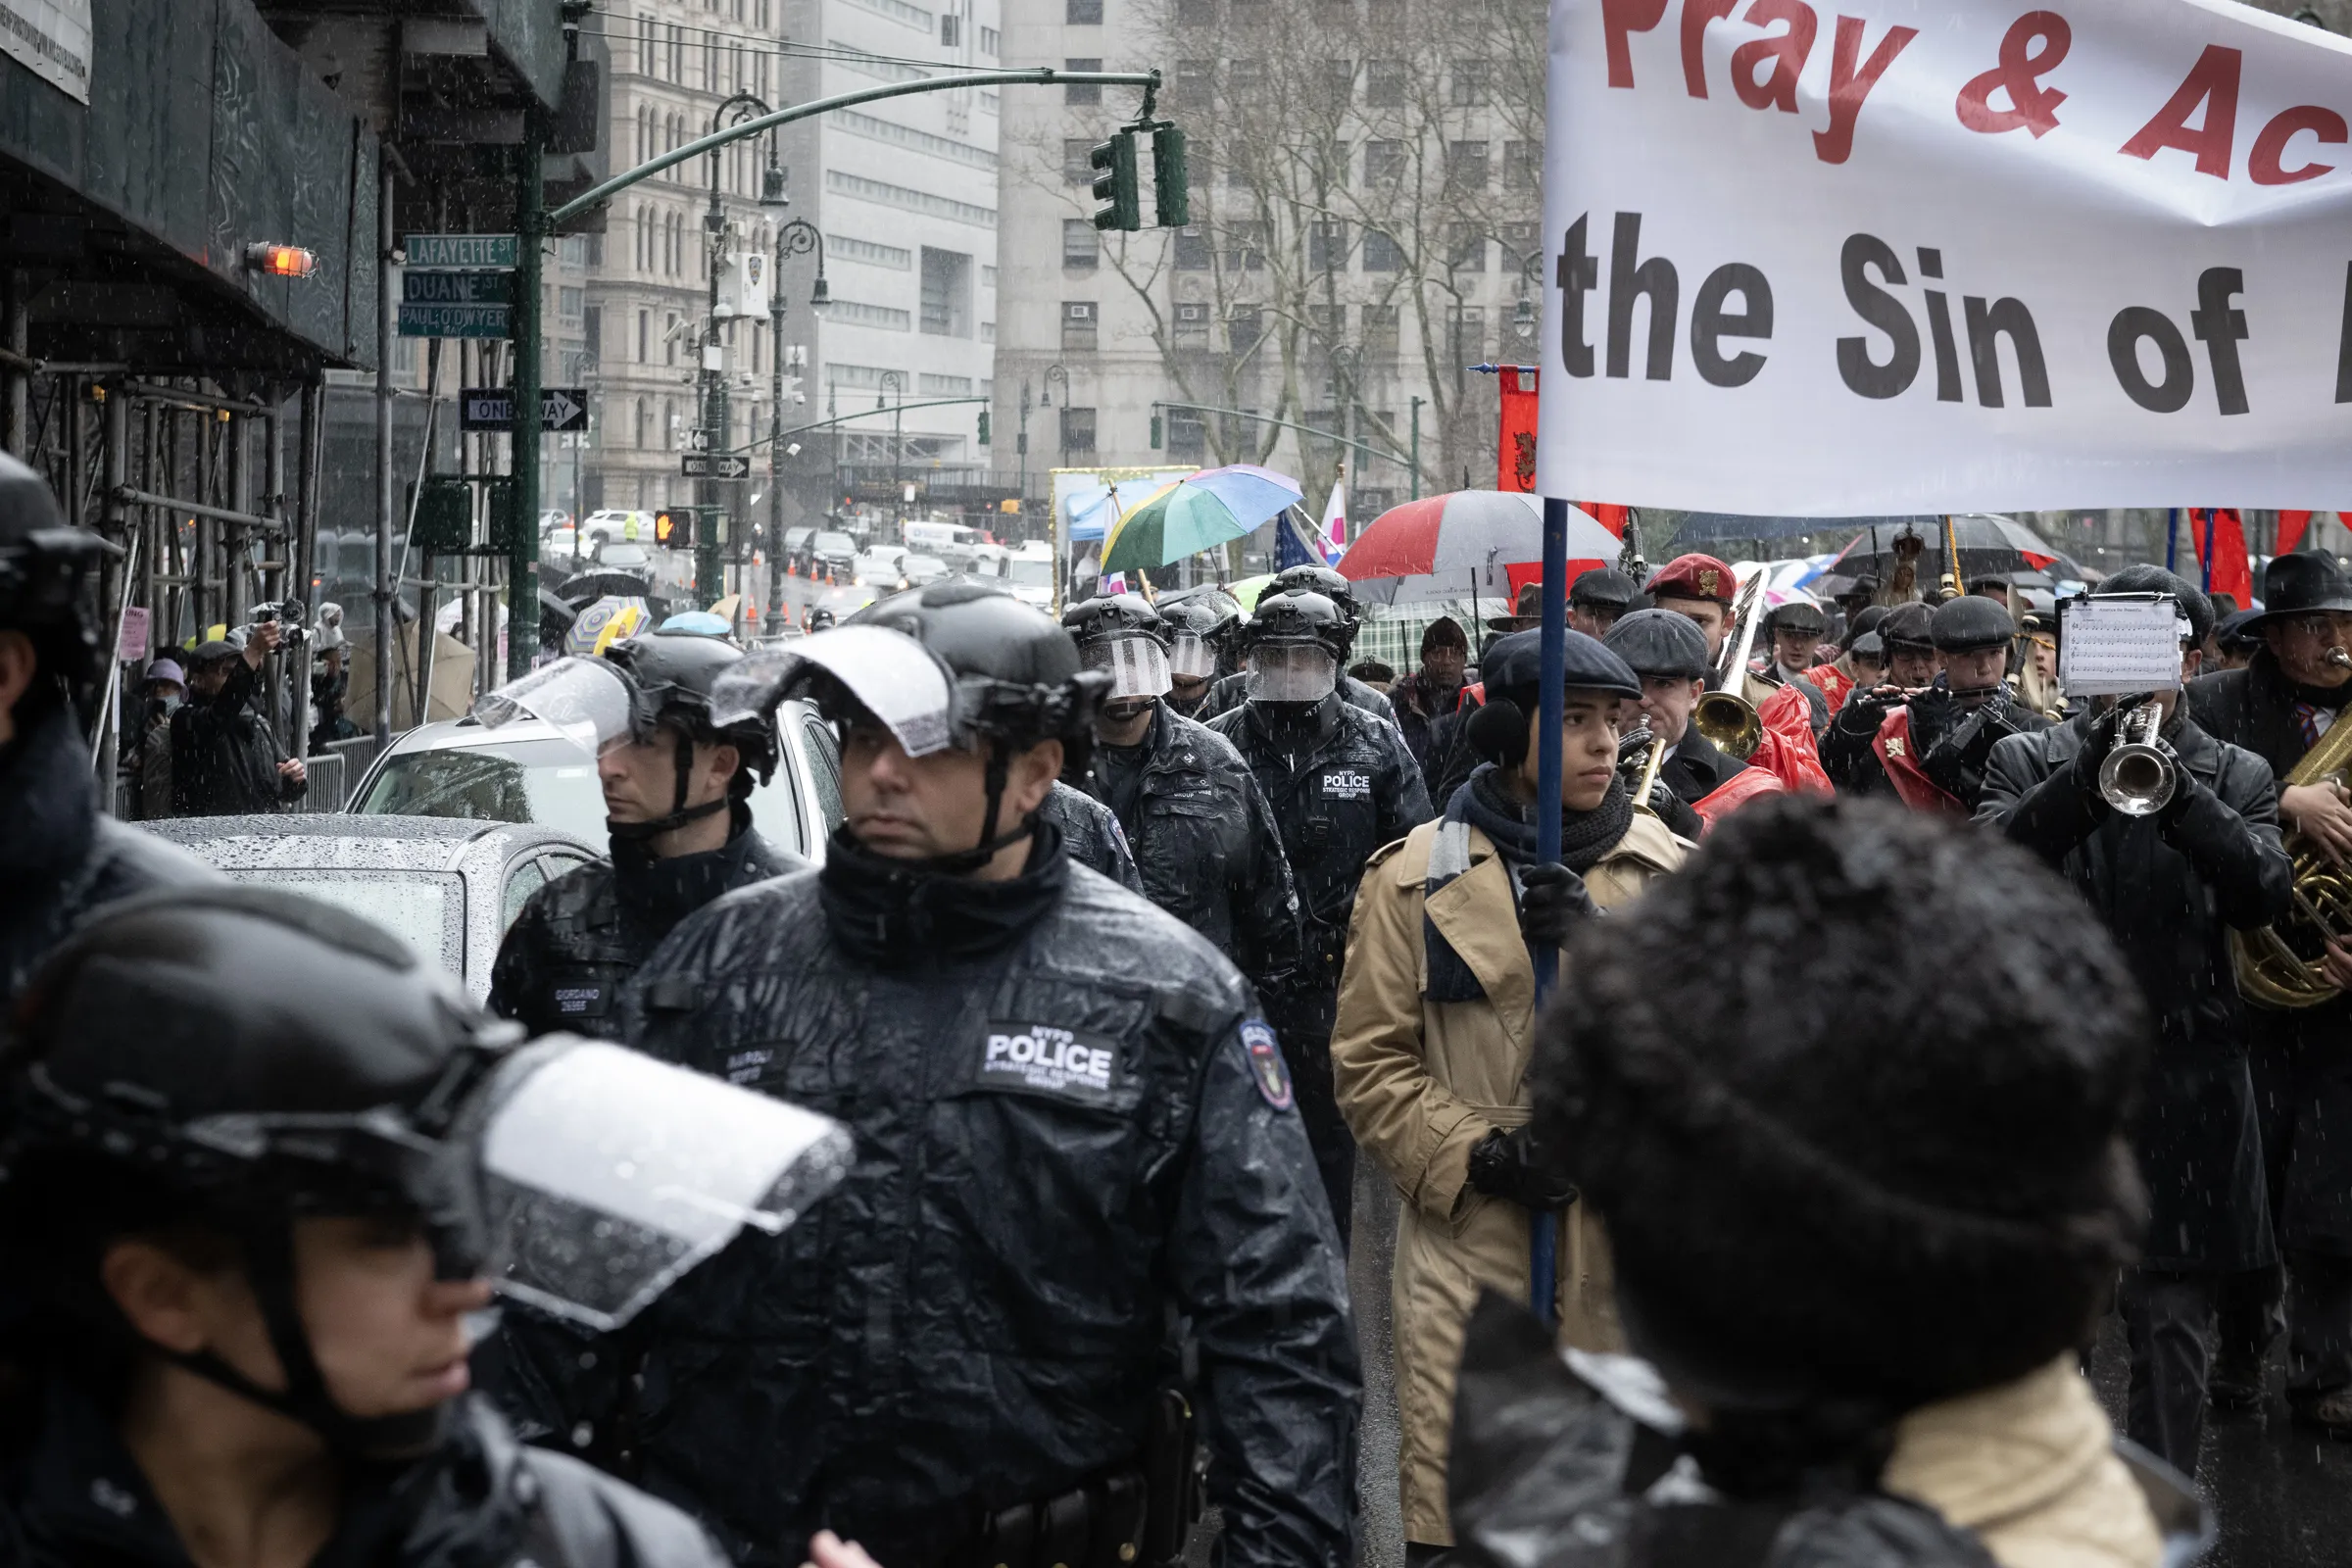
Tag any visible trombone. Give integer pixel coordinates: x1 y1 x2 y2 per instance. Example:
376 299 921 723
1691 569 1767 760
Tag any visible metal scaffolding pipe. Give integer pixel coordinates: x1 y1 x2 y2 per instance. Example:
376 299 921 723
108 486 287 532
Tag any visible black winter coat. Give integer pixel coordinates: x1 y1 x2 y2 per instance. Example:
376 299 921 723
2187 650 2328 793
486 807 805 1037
0 1380 729 1568
1039 780 1143 891
1082 703 1300 992
1659 728 1747 806
170 658 304 815
1 710 215 1001
1389 672 1465 775
595 849 1360 1568
1207 695 1433 1043
1978 713 2290 1269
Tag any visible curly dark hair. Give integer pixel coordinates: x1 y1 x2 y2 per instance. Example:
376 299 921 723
1533 794 2148 1419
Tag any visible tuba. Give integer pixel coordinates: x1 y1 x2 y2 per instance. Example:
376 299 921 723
1691 569 1767 761
2231 651 2352 1009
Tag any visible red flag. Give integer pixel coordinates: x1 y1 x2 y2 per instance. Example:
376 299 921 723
2278 511 2316 558
2187 509 2255 608
1496 366 1539 493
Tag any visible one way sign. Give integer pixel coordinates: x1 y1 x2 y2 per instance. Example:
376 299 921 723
460 387 590 433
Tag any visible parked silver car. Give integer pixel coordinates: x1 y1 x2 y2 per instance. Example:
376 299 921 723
343 699 844 858
144 816 602 1003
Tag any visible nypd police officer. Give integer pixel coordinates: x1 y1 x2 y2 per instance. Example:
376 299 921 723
0 453 210 997
1063 594 1301 993
485 630 804 1037
591 584 1358 1568
1198 567 1399 727
1208 591 1433 1242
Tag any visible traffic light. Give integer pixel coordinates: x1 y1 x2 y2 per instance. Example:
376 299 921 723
1089 131 1141 232
977 409 991 447
654 509 694 548
1150 412 1163 450
1152 125 1190 227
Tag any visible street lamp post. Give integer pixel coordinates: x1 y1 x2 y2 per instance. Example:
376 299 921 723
1016 381 1032 508
1040 363 1070 461
700 91 783 605
878 370 906 518
763 218 828 637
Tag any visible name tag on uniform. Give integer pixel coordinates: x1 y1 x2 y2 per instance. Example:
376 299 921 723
1322 769 1371 800
551 983 608 1018
974 1021 1119 1106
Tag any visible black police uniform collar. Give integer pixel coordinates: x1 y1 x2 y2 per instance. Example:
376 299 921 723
612 801 765 938
0 706 96 879
819 817 1069 969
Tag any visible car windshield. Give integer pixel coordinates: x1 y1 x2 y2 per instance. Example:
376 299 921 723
904 555 946 575
1006 559 1054 587
356 732 808 846
814 532 854 554
219 868 463 973
600 543 651 567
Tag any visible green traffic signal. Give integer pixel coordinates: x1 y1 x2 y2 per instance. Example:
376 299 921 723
1150 412 1163 450
1090 131 1141 233
1152 125 1190 227
977 409 992 447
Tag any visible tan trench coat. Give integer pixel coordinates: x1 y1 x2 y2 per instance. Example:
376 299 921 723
1331 812 1685 1544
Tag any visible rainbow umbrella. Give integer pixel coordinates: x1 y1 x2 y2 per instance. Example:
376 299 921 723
1102 464 1303 571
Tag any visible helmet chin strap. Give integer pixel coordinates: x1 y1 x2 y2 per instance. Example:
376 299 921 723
912 743 1037 876
152 1221 447 1463
609 728 731 844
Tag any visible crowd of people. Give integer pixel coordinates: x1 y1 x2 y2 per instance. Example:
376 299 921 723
3 435 2347 1568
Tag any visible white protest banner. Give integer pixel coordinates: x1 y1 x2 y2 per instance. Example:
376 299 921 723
1536 0 2352 514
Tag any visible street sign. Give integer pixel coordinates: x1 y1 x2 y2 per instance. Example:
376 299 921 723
398 303 511 338
681 453 751 479
460 387 590 432
404 233 519 269
683 427 710 453
405 270 515 306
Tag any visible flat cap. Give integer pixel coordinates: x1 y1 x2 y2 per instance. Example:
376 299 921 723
1848 631 1886 660
1881 602 1936 652
1769 598 1828 634
1845 604 1890 641
1483 626 1642 701
1646 553 1738 606
1604 608 1711 680
1932 595 2017 652
188 638 241 664
1571 566 1636 610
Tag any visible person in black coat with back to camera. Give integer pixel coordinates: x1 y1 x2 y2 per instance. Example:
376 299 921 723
1976 565 2291 1476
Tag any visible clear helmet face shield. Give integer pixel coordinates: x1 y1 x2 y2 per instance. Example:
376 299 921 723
712 624 959 757
1167 631 1217 681
1082 633 1173 702
1245 642 1338 703
473 657 636 759
472 1040 853 1332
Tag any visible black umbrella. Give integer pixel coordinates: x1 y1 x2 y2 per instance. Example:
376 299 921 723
557 568 656 606
1831 514 2075 587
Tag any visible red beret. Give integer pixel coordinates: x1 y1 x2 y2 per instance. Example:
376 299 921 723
1645 552 1737 607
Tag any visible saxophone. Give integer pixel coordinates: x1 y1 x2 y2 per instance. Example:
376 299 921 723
2231 653 2352 1009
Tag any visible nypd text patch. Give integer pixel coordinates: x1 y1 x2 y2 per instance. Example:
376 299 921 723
975 1022 1120 1105
1321 769 1371 801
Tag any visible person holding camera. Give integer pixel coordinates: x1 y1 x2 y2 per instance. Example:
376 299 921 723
171 620 306 815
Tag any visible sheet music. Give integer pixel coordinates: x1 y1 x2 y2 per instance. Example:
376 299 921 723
2059 596 2186 697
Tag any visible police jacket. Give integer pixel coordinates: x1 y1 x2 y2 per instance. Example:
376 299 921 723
1 709 215 1001
487 803 804 1037
169 658 304 815
1657 727 1746 807
1083 702 1300 991
1977 711 2291 1269
1198 668 1398 730
1040 779 1143 891
605 827 1361 1568
0 1379 730 1568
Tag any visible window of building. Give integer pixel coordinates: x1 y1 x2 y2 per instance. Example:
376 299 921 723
1173 226 1210 270
637 107 652 164
558 286 584 323
980 24 1000 53
1363 304 1400 352
668 24 683 81
634 399 649 449
1173 301 1212 347
1309 220 1347 272
635 207 651 271
1447 140 1490 190
1175 0 1215 24
1065 59 1102 104
637 15 654 74
1307 302 1346 341
1066 0 1102 22
1361 229 1402 270
1319 58 1353 105
665 313 680 365
1366 58 1405 106
1064 138 1097 183
1061 301 1099 351
1499 220 1540 274
920 247 973 337
1446 306 1487 360
1221 220 1267 271
1452 59 1491 106
1230 59 1265 98
1063 220 1101 270
1503 140 1539 188
1364 140 1406 186
1189 140 1210 188
1228 306 1263 354
638 310 650 363
1060 406 1098 453
1167 408 1206 462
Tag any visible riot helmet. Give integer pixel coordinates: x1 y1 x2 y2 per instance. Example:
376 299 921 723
1267 565 1362 655
475 628 779 842
711 580 1109 870
0 886 850 1458
0 451 118 712
1238 592 1348 707
1157 597 1231 683
806 607 837 633
1062 594 1172 710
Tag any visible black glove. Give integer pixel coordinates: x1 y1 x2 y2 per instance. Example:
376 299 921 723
1519 861 1596 947
1835 684 1900 738
1466 1126 1579 1210
1649 783 1703 839
1615 728 1657 793
1921 700 2019 806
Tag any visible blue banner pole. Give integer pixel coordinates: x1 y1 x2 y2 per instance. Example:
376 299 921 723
1528 496 1569 1331
2165 508 2180 574
2202 509 2216 593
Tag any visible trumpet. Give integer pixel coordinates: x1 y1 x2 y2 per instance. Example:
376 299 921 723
2097 702 2176 817
2329 648 2352 672
1619 723 1668 812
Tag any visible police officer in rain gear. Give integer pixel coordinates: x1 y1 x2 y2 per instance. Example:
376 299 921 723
1208 591 1433 1243
582 583 1358 1568
0 452 211 998
1063 594 1301 994
1198 567 1399 727
486 629 804 1038
1154 593 1236 719
0 884 855 1568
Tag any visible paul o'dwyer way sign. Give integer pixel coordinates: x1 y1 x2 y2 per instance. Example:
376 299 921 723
1537 0 2352 513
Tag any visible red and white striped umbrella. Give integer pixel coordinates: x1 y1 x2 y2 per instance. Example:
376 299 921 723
1338 491 1622 606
